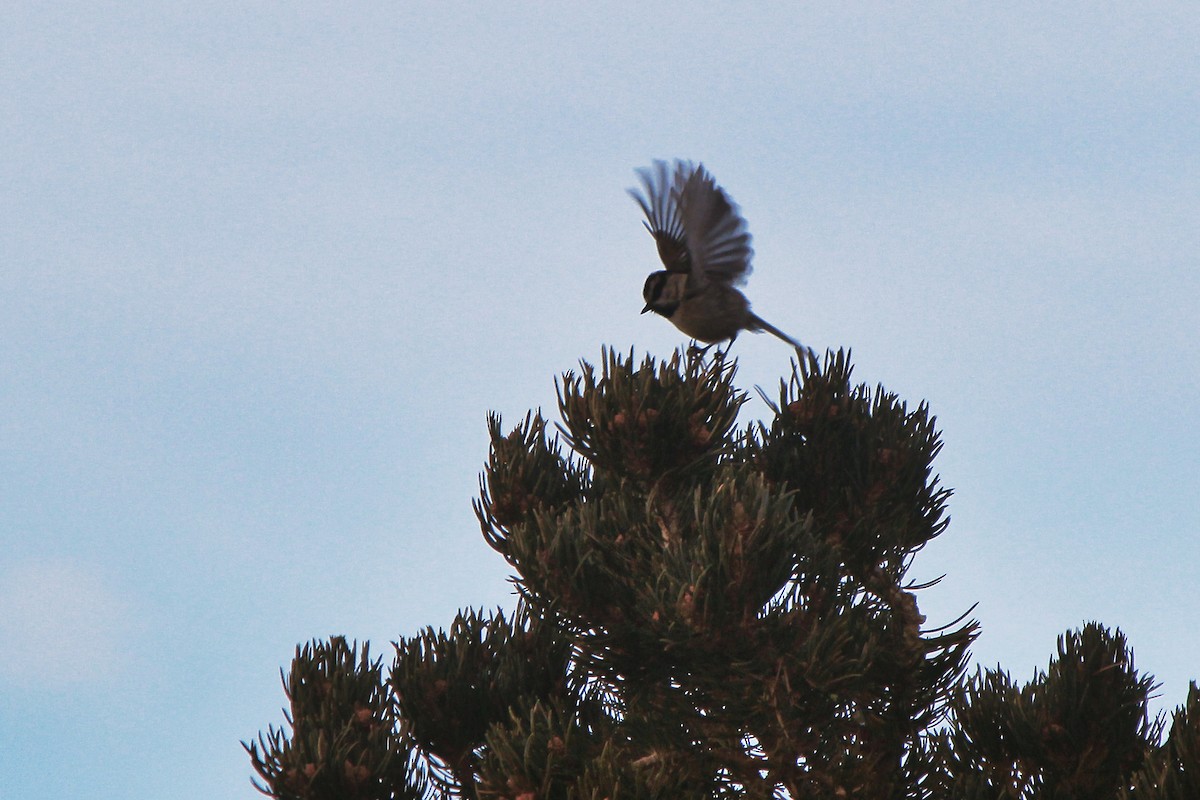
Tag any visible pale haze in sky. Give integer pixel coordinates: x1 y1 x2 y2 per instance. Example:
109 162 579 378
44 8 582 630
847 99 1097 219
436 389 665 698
2 4 1198 798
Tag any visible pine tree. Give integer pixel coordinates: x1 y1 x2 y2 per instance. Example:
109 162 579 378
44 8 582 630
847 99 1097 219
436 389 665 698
246 348 1197 799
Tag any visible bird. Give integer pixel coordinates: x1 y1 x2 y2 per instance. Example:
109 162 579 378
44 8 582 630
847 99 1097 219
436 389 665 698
630 160 811 356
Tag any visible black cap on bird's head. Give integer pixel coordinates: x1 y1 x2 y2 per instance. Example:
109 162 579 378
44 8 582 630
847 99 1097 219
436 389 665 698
641 271 676 317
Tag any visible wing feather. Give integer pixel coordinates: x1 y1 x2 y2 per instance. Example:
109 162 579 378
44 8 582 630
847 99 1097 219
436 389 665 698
628 160 689 272
630 159 754 287
676 163 753 287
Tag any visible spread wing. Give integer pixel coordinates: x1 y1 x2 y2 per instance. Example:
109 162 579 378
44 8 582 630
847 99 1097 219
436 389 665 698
676 163 753 287
628 160 690 272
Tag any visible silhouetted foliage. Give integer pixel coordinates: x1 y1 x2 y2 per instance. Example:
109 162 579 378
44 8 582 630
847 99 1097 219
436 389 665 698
247 348 1194 799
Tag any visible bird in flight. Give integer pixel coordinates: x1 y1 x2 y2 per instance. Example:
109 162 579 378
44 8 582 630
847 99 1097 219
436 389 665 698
631 160 810 356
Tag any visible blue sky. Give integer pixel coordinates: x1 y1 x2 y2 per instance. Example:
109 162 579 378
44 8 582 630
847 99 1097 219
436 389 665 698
2 4 1198 797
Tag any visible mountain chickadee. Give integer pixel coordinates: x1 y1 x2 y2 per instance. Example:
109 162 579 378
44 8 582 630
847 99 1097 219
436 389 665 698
631 160 810 355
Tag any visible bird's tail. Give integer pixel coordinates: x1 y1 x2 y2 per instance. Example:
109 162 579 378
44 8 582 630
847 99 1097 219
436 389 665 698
749 313 816 360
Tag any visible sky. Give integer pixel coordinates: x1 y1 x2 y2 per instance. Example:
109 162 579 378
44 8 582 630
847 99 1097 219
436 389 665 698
2 3 1198 797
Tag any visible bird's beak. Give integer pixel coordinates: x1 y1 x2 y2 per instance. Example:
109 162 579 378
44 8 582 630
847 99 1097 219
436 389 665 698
641 304 651 314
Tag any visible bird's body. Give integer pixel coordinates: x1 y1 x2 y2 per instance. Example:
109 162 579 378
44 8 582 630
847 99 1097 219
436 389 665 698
630 160 809 354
